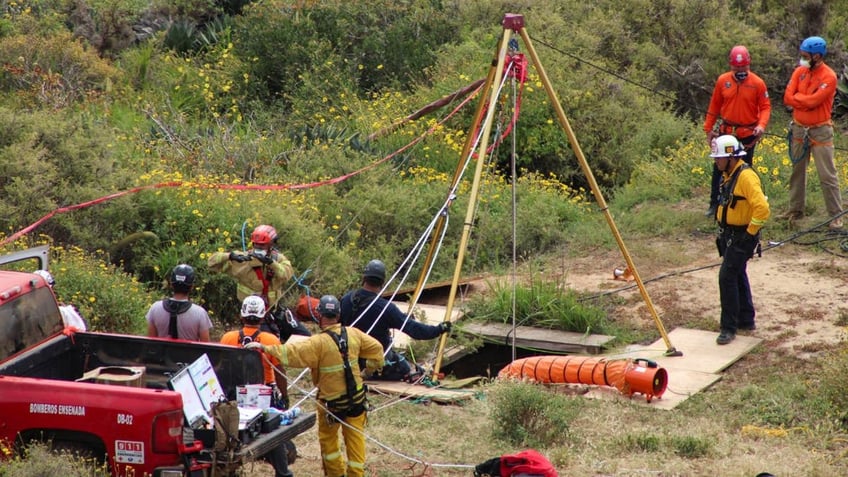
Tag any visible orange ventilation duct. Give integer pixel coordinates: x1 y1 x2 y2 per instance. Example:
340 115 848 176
498 356 668 403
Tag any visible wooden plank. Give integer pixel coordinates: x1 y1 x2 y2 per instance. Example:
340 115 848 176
583 368 722 410
587 327 762 410
364 380 475 403
647 328 762 374
388 302 462 349
385 276 486 300
461 322 615 354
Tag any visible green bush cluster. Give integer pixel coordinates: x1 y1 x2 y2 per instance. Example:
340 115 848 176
617 432 713 458
463 272 615 335
488 380 581 448
0 441 108 477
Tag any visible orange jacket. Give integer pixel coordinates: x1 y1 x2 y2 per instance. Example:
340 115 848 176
783 62 837 126
221 325 282 384
704 71 771 138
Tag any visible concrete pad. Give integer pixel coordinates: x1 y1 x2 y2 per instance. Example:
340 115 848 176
364 379 476 404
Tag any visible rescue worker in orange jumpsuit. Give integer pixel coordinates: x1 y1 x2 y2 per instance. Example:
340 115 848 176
711 135 770 345
220 295 295 477
704 45 771 218
782 36 844 229
246 295 384 477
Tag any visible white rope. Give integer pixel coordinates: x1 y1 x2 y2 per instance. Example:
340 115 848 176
349 60 517 360
278 362 476 471
510 57 519 363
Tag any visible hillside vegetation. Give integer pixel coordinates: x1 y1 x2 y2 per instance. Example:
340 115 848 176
3 1 848 474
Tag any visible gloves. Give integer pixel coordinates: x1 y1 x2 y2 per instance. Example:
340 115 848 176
438 321 452 334
271 384 288 410
244 341 265 351
252 252 274 265
229 252 250 263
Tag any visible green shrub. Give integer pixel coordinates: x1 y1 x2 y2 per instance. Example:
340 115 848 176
0 441 108 477
619 432 661 452
0 107 136 248
0 31 119 108
464 272 614 335
50 244 154 335
669 435 712 458
488 381 581 447
813 348 848 428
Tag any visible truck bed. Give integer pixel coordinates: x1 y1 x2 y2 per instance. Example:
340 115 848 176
0 331 265 393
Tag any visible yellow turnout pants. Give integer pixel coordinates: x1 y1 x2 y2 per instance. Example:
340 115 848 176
317 406 367 477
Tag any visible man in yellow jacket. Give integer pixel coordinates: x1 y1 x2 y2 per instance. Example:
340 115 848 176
246 295 384 477
209 224 311 340
711 135 770 345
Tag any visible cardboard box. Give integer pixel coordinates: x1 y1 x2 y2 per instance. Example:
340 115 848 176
236 384 272 409
76 366 146 387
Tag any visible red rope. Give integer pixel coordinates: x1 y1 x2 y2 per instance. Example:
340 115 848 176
1 83 482 248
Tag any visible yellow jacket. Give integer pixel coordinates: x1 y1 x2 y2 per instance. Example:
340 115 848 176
717 161 770 235
264 323 385 402
208 250 293 306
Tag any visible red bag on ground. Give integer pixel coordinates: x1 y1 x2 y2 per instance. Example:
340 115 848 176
295 295 320 322
499 449 557 477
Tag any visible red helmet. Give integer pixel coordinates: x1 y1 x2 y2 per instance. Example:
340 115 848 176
728 45 750 67
251 224 278 247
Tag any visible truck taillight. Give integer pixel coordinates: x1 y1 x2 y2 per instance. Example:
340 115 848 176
152 409 183 453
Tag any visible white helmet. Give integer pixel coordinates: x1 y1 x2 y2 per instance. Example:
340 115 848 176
710 134 746 158
33 269 55 287
241 295 266 321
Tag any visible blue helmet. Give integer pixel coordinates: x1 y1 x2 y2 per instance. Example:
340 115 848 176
800 36 827 56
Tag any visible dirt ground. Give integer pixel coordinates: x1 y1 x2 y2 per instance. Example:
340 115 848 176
556 231 848 356
245 226 848 476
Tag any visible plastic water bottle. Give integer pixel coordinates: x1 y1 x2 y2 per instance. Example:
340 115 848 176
279 407 302 425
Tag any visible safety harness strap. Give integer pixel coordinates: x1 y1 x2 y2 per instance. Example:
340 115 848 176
163 299 192 339
323 327 366 415
719 163 749 229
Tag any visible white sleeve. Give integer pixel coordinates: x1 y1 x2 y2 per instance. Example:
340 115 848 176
60 305 87 331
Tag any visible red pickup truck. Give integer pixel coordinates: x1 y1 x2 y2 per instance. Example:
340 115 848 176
0 246 314 476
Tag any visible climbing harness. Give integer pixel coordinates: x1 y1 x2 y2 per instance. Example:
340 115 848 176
322 327 367 422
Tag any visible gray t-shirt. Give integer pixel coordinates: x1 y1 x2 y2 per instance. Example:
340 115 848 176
146 299 213 341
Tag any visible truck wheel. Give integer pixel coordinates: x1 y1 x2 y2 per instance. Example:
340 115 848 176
285 440 298 464
50 440 103 463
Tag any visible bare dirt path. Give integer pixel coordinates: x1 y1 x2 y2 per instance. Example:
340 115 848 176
554 233 848 357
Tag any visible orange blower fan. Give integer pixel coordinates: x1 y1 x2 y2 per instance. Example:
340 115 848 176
498 355 668 403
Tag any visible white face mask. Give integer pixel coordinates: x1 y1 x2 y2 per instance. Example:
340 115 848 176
799 58 811 68
252 249 267 258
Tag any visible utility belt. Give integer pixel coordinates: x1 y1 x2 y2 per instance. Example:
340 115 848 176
792 119 833 129
719 121 757 138
718 224 748 237
323 386 368 421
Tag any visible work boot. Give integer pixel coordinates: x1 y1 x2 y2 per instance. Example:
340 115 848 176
828 217 843 230
716 330 735 345
705 204 717 217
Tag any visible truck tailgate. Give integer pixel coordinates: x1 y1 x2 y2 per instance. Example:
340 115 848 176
236 412 316 462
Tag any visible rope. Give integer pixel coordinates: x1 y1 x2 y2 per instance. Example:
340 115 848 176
0 81 482 249
265 357 476 472
581 210 848 301
346 58 522 361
